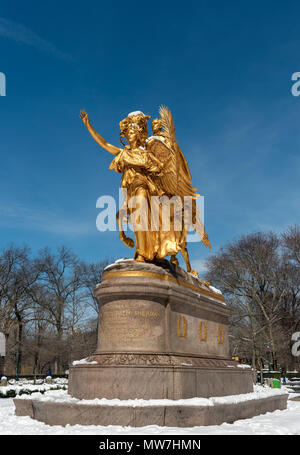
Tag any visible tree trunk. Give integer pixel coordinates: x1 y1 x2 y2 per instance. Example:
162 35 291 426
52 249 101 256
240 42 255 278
32 351 38 385
252 347 257 383
269 325 278 370
16 318 23 381
249 315 257 383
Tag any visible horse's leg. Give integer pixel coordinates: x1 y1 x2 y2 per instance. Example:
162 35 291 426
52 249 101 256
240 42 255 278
181 244 199 276
180 246 191 273
116 206 134 249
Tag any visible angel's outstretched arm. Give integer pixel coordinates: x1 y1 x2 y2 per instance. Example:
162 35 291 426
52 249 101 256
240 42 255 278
80 111 121 156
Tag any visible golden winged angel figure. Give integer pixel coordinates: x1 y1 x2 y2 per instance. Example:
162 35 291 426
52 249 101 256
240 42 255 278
80 106 211 274
146 106 211 274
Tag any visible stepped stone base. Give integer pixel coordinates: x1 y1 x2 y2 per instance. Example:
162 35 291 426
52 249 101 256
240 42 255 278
14 393 288 427
69 355 253 400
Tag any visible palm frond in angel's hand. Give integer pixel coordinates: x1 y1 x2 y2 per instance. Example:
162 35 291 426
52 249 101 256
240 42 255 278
159 105 176 145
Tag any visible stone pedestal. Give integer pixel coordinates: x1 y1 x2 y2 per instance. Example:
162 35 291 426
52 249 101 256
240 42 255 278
14 259 288 427
69 260 253 400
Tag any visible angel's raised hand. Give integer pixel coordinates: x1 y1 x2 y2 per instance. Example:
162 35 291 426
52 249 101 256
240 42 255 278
80 110 90 126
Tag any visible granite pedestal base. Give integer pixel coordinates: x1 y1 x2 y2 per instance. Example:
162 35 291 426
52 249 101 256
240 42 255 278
69 356 253 400
14 392 288 427
14 259 288 426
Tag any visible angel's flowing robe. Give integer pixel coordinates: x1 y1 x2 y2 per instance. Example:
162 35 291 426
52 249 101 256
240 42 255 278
109 145 182 260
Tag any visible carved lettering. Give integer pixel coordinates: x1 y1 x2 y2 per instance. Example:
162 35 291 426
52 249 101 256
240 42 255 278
99 307 161 342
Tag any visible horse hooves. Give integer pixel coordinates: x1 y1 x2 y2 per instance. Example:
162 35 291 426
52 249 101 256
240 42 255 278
170 258 179 266
135 254 146 262
190 270 199 277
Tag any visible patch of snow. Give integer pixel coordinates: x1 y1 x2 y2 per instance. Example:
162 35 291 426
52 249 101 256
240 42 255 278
2 378 67 388
195 287 226 305
2 385 299 434
16 386 287 409
0 381 67 397
146 135 167 145
72 358 97 366
114 258 133 264
209 285 222 295
127 111 145 117
104 258 134 271
188 272 201 281
237 364 252 369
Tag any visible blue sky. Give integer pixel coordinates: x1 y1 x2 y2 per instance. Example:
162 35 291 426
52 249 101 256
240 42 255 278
0 1 300 273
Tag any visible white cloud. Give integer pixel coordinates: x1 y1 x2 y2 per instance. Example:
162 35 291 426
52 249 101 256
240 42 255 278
0 17 71 60
0 204 93 237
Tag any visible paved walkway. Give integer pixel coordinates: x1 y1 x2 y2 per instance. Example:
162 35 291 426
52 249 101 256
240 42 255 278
286 379 300 400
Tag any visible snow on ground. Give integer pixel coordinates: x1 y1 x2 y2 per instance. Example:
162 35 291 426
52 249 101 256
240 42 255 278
0 382 300 435
13 384 288 407
1 396 300 435
0 377 68 397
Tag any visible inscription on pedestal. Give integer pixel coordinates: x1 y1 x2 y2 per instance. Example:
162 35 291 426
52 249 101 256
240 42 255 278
97 301 165 352
95 261 231 358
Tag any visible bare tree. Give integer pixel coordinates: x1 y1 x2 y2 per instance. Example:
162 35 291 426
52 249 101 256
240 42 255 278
78 260 110 316
0 245 39 378
205 232 289 380
277 226 300 370
24 300 52 382
282 225 300 266
33 246 83 374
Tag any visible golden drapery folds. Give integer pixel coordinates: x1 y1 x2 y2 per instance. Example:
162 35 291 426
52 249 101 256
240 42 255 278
80 107 211 274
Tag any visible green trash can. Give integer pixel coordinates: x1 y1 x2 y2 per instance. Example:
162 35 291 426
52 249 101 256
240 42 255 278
273 378 280 388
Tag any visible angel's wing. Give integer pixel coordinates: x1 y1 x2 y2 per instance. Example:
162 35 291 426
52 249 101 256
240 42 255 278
149 106 198 198
176 143 199 198
149 106 211 250
193 205 212 251
146 137 175 195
